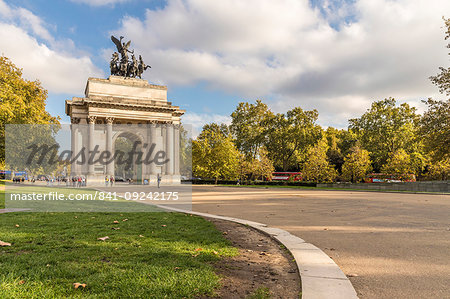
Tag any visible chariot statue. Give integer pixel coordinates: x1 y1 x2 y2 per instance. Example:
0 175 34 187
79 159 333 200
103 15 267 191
110 35 151 78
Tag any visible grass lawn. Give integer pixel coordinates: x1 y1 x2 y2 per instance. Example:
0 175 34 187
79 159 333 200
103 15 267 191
0 181 239 298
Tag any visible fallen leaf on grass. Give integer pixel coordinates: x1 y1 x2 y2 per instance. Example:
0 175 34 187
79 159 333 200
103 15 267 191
113 220 119 224
122 219 128 222
0 240 11 246
222 231 228 235
111 227 120 230
18 280 25 285
97 236 110 241
174 267 181 271
161 225 166 227
194 248 203 252
212 250 219 255
73 283 87 289
139 235 144 238
192 253 199 257
15 224 20 227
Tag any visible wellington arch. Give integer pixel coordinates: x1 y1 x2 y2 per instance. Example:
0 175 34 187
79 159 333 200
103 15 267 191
65 75 185 185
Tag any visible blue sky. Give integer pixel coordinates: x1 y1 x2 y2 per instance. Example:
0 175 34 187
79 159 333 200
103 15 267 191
1 0 448 134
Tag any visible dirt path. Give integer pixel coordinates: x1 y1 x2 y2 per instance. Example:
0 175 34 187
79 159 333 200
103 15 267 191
192 186 450 299
205 218 301 299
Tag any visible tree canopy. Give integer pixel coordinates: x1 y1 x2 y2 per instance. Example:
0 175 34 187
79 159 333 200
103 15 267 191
265 107 322 171
349 98 420 172
419 99 450 161
0 56 59 168
341 146 372 183
192 123 239 183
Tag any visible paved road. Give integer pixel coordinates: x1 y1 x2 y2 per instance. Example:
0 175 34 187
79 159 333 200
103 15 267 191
191 186 450 299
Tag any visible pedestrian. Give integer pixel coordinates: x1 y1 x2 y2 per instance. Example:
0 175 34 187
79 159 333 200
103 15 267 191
105 176 109 186
110 176 114 186
157 173 161 188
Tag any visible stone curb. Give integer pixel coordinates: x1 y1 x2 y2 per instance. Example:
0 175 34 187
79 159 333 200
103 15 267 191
156 204 359 299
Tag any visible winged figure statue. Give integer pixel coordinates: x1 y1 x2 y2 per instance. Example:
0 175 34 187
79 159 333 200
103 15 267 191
110 35 150 78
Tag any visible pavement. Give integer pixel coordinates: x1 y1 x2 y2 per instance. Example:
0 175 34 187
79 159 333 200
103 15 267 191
191 186 450 299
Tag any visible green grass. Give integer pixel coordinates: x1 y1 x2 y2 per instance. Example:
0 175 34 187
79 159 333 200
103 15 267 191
246 287 271 299
0 182 239 298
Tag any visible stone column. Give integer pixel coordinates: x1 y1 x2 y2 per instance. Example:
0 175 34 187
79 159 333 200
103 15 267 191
166 123 174 175
149 122 158 176
174 124 180 175
161 123 167 175
70 118 80 176
88 116 97 175
105 117 114 176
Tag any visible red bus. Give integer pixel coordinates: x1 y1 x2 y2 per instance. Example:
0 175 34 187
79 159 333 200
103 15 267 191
365 173 416 183
271 172 302 181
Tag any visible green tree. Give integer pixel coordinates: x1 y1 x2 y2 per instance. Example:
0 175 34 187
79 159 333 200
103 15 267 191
349 98 421 171
302 138 337 183
419 98 450 161
179 125 193 178
381 149 413 175
192 123 239 184
254 147 274 181
265 107 322 171
426 158 450 180
238 147 274 182
341 146 372 183
429 17 450 95
0 56 59 166
230 100 272 159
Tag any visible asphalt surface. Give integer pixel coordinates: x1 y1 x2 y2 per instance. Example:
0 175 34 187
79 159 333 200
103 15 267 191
191 186 450 299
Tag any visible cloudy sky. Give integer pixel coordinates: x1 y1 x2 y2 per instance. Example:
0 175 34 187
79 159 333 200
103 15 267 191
0 0 448 131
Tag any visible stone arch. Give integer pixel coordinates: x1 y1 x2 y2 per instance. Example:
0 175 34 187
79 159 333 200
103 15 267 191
112 130 146 183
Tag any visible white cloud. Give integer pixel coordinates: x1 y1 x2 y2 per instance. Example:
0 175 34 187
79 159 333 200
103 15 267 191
0 0 103 94
182 112 231 137
113 0 449 128
70 0 130 7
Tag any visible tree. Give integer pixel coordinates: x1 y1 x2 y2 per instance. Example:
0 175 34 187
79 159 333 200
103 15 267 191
265 107 322 171
381 149 413 175
429 17 450 95
420 99 450 161
341 146 372 183
254 147 274 181
192 123 239 184
230 100 272 159
238 147 274 182
349 98 421 171
324 127 344 173
302 138 337 183
179 125 193 178
0 56 59 166
426 158 450 180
